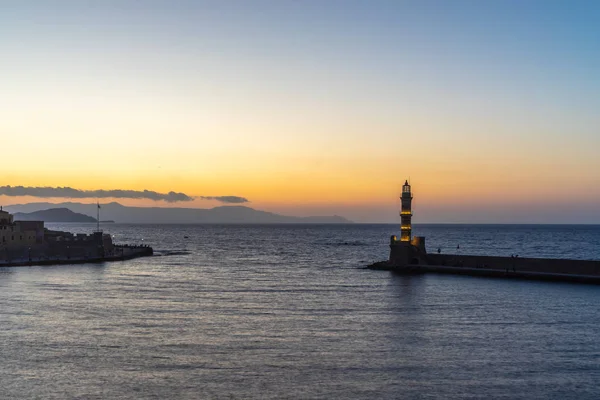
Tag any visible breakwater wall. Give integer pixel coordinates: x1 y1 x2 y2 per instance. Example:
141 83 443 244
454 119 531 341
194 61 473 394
0 245 153 268
426 253 600 276
369 253 600 284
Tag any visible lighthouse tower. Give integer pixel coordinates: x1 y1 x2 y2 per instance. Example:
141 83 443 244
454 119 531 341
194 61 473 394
400 180 413 242
388 180 425 266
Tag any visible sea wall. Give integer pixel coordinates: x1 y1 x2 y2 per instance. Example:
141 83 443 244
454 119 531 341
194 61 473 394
1 242 103 262
368 249 600 284
0 244 49 263
0 245 152 267
425 253 600 277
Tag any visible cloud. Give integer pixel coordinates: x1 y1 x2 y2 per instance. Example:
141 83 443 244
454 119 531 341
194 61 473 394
199 196 249 204
0 186 193 202
0 186 250 204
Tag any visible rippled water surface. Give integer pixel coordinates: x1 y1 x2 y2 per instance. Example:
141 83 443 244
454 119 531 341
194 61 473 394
1 224 600 399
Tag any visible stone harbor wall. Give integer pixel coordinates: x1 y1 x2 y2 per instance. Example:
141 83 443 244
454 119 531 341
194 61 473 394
426 253 600 277
0 244 152 267
369 246 600 283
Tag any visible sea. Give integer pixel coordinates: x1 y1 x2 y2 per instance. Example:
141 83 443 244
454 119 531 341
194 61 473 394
1 223 600 399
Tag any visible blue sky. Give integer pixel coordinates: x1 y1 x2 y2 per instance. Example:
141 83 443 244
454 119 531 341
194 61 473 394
1 0 599 222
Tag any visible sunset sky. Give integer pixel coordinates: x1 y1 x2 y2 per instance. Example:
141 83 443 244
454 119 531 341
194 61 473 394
1 1 599 223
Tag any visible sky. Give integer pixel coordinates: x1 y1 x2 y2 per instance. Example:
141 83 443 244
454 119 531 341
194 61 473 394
1 0 599 223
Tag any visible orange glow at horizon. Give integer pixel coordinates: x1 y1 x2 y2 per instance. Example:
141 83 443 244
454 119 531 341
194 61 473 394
2 146 599 213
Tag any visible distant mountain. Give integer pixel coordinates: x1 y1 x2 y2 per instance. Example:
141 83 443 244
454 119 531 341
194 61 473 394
4 202 352 224
13 208 98 223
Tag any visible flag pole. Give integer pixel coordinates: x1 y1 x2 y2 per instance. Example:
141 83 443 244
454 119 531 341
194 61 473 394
97 201 100 232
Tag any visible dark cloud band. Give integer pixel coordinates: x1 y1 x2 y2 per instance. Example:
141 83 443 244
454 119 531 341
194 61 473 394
199 196 249 204
0 186 193 202
0 186 249 204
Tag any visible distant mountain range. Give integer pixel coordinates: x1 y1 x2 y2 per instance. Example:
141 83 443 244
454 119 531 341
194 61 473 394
4 202 352 224
13 208 99 223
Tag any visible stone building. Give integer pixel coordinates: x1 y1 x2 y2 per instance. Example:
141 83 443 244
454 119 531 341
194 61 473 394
0 208 44 248
0 207 114 262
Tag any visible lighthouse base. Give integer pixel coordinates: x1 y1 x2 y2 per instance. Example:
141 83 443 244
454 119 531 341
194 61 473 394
388 236 428 267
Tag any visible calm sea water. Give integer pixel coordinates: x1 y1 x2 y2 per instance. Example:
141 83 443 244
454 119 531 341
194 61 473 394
1 224 600 399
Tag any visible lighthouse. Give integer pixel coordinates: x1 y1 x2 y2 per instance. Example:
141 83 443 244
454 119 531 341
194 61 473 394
388 180 426 266
400 180 413 242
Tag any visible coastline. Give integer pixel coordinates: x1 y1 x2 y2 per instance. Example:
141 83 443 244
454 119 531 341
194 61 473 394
0 245 153 268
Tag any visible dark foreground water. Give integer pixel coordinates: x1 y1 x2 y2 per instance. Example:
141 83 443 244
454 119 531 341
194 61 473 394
1 224 600 399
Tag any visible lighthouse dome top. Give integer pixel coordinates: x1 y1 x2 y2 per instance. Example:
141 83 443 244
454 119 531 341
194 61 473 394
402 180 411 193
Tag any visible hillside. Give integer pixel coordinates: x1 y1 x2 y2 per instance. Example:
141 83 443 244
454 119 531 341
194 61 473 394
13 208 98 223
5 203 352 224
